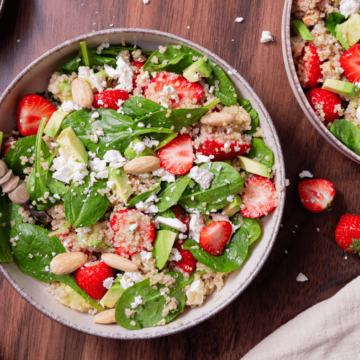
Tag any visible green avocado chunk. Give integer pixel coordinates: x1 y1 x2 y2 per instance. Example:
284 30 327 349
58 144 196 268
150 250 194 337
56 127 88 164
108 167 133 204
238 156 270 178
223 194 243 217
100 278 124 308
322 79 360 99
58 284 94 311
183 58 212 82
152 230 177 270
335 14 360 50
293 20 314 40
44 110 70 138
57 82 72 102
124 137 155 160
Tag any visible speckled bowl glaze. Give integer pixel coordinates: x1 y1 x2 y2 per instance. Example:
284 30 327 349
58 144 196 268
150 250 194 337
282 0 360 164
0 29 285 339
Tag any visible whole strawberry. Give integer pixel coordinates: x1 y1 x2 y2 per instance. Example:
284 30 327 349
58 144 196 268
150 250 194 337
335 214 360 253
75 261 115 299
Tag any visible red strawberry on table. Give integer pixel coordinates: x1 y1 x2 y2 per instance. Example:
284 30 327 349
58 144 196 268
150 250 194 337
75 261 115 299
299 45 323 89
340 44 360 84
197 138 251 161
144 71 204 109
305 88 342 125
157 134 194 175
298 179 335 213
171 205 190 232
199 221 232 256
240 175 278 218
171 240 197 273
17 94 57 136
92 89 129 110
335 214 360 253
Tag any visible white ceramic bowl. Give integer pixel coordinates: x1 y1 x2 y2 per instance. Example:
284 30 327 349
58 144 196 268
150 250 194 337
282 0 360 164
0 29 286 339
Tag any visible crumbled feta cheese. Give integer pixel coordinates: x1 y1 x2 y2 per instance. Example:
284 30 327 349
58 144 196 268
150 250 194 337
152 167 175 183
131 295 144 309
227 195 234 202
161 85 179 103
235 17 244 22
139 251 153 262
299 170 313 179
107 180 115 189
296 273 308 282
143 136 159 149
120 271 143 290
103 277 114 290
186 280 201 298
189 213 205 242
103 150 127 168
189 166 214 189
168 248 182 262
194 153 212 164
75 227 91 235
156 216 187 232
128 222 138 232
260 30 274 43
340 0 360 17
96 170 109 179
88 157 107 172
104 56 134 92
132 141 146 154
135 201 159 214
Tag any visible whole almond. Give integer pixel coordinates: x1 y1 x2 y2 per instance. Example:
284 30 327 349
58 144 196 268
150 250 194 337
8 181 30 204
72 78 94 108
124 156 160 174
50 252 88 275
200 112 235 126
2 175 20 193
93 309 116 324
102 253 138 272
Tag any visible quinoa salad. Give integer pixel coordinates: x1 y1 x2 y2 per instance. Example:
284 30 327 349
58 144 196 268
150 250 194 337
291 0 360 155
0 40 279 329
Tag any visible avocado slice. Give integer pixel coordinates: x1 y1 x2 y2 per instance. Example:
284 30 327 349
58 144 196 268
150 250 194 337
100 277 124 308
293 20 314 41
56 127 88 164
44 110 70 138
335 14 360 50
223 194 243 217
204 217 213 226
76 223 109 249
124 137 155 160
152 230 177 270
183 58 212 82
239 156 270 178
108 167 133 204
58 284 93 310
57 82 73 102
322 79 359 99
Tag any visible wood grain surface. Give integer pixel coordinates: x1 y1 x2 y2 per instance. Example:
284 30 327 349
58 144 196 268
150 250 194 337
0 0 359 359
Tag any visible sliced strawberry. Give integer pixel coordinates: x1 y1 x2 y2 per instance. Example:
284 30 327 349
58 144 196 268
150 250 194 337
171 240 197 273
92 89 129 110
132 60 145 70
199 221 232 256
340 44 360 84
157 134 193 175
144 71 204 109
240 175 278 218
305 88 342 125
171 205 190 232
75 262 115 299
298 179 335 213
298 45 323 88
335 214 360 253
197 138 251 161
17 94 57 136
111 209 155 257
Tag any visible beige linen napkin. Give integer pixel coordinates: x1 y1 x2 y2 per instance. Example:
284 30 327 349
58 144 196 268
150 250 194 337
242 276 360 360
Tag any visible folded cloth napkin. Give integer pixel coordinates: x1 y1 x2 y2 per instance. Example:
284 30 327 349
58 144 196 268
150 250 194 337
242 276 360 360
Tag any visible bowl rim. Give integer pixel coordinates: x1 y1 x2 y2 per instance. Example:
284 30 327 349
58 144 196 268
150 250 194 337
0 28 286 339
282 0 360 164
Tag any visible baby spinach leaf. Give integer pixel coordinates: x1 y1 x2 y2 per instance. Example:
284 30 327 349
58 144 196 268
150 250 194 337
46 177 67 198
147 54 194 74
238 99 252 113
10 203 23 225
10 223 103 311
183 226 249 273
64 175 110 227
156 176 191 213
242 218 261 245
179 162 244 215
115 271 195 329
127 180 161 208
122 97 165 119
246 138 274 169
237 99 259 136
61 109 173 158
154 133 178 150
330 119 360 155
0 197 13 263
4 136 49 179
326 13 346 37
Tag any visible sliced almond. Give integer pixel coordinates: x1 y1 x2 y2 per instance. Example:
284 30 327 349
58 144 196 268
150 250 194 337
0 160 8 178
102 253 138 272
50 252 88 275
2 176 19 193
124 156 160 174
200 112 235 126
72 78 94 108
93 309 116 324
8 181 30 204
0 170 12 186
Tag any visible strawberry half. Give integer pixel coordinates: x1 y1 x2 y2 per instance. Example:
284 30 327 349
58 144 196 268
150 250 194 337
171 240 197 273
299 45 323 88
335 214 360 253
197 138 251 161
132 60 146 70
199 221 232 256
17 94 57 136
298 179 335 213
240 175 278 218
305 88 342 125
340 44 360 84
171 205 190 232
75 262 115 299
157 134 193 175
144 71 204 109
92 89 129 110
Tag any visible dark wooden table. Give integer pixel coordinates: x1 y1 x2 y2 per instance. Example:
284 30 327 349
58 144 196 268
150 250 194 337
1 0 359 359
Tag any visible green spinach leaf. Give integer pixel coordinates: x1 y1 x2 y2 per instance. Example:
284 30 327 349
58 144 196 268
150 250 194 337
127 180 161 208
237 99 259 136
246 138 274 169
154 133 178 150
242 218 261 245
326 13 346 37
0 197 12 263
238 99 252 113
330 119 360 155
122 97 165 119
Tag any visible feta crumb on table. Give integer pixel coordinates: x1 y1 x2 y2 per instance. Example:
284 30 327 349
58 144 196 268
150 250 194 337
235 17 244 23
260 31 274 43
299 170 313 179
296 273 308 282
